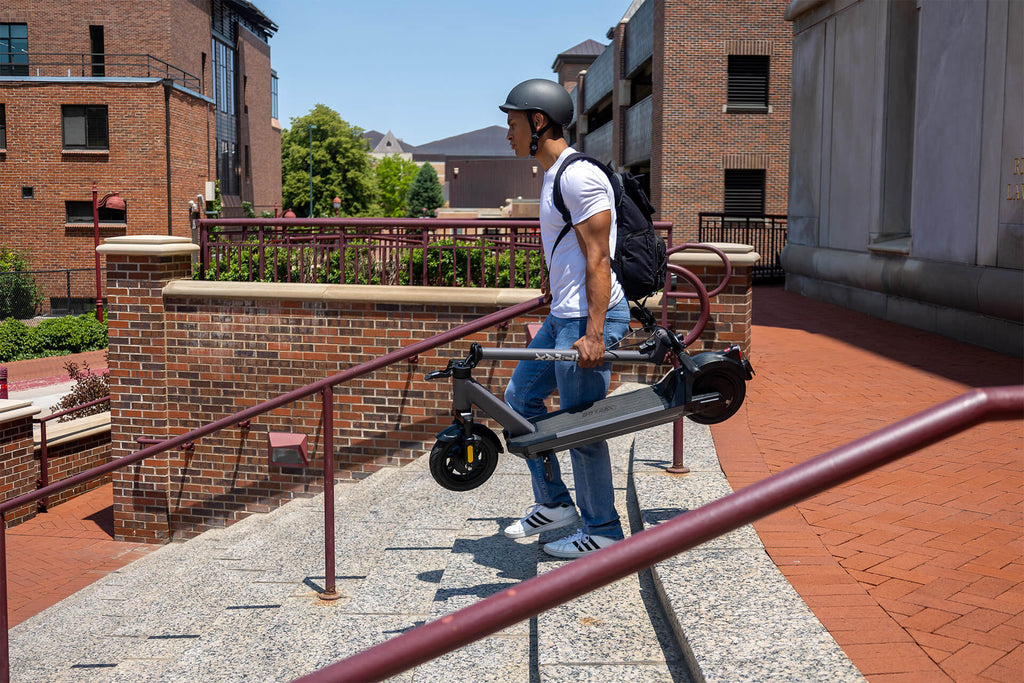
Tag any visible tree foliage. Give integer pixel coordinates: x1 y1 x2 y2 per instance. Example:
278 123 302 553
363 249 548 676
374 155 420 217
281 104 377 217
0 245 43 319
406 162 445 218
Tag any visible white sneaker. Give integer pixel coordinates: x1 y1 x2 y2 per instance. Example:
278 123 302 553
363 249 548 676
543 530 618 559
503 503 580 539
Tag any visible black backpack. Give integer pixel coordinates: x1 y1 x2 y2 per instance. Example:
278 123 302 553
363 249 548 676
552 153 668 302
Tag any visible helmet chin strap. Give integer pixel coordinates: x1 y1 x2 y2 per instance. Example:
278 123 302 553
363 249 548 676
528 114 553 157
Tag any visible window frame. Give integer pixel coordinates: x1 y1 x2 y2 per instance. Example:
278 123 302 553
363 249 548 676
64 199 127 225
0 23 28 77
61 104 110 151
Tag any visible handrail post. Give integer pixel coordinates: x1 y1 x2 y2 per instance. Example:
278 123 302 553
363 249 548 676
319 387 340 600
38 421 49 512
1 512 8 683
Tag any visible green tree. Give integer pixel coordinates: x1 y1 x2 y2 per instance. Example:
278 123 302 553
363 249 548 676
406 162 445 218
374 155 420 217
281 104 377 217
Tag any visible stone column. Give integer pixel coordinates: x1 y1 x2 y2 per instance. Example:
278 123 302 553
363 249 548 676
97 236 198 543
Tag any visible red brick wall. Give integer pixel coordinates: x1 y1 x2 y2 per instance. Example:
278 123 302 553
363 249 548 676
37 430 111 510
0 414 37 526
238 25 282 215
0 81 213 274
101 238 753 543
653 0 791 243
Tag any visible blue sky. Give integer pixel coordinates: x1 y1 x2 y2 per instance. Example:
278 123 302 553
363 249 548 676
252 0 635 145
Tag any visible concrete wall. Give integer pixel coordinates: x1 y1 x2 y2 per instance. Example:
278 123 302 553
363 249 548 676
783 0 1023 356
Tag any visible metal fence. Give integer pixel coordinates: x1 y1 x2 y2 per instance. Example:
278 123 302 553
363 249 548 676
0 269 95 319
0 52 201 91
196 218 675 289
698 213 788 281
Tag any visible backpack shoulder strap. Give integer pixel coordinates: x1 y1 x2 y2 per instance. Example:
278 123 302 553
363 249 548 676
551 153 613 252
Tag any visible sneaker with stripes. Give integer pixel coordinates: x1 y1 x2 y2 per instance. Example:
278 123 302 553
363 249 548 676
542 529 618 558
503 503 580 539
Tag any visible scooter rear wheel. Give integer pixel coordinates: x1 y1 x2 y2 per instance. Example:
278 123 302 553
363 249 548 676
429 428 499 491
687 365 746 425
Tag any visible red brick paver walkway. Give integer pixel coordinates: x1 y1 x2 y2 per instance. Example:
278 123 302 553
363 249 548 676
4 483 157 627
712 287 1024 682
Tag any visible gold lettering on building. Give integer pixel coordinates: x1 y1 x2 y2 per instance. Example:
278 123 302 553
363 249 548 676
1009 157 1023 202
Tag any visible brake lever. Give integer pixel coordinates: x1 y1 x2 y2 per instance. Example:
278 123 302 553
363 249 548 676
424 360 455 381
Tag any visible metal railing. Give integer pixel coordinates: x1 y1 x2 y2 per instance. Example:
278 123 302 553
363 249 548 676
36 396 111 513
0 294 550 683
297 385 1023 682
0 52 200 91
195 217 674 288
0 268 94 318
698 212 788 281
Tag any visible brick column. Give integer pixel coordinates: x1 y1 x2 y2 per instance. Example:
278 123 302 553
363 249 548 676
0 400 42 526
667 243 759 356
97 235 198 543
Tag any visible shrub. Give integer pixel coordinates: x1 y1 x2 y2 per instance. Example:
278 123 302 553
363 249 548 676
0 318 31 361
0 314 107 362
0 246 43 319
50 357 110 422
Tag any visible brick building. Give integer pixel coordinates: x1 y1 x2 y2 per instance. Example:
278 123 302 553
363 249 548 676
0 0 281 280
559 0 791 244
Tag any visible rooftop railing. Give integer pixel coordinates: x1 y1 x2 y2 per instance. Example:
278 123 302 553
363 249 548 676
0 52 201 92
699 212 788 281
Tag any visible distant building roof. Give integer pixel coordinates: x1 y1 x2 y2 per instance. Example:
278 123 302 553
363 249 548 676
411 126 512 157
552 39 607 70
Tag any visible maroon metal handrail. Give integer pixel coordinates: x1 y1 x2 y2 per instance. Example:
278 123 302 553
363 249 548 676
295 385 1023 682
36 396 111 512
0 294 549 683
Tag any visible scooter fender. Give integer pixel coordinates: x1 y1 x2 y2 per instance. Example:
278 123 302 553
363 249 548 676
434 422 504 455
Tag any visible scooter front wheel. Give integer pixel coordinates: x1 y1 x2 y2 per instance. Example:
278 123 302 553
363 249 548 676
429 426 499 492
687 365 747 425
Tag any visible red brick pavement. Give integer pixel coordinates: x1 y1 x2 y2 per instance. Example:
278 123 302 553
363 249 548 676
712 286 1024 682
4 483 157 627
3 348 108 393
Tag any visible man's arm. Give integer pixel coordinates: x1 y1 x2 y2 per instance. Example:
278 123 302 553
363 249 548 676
571 208 613 368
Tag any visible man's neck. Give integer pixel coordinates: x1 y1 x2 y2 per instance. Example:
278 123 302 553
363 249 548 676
535 136 569 171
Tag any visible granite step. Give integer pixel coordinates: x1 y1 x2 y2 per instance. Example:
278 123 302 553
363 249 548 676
8 384 864 682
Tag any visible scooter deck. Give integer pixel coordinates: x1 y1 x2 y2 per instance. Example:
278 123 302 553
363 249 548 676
505 373 721 457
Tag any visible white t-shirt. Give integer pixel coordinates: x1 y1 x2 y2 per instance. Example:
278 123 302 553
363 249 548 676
541 148 624 318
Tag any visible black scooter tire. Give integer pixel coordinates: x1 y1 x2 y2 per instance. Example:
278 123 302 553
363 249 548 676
429 429 499 491
687 365 747 425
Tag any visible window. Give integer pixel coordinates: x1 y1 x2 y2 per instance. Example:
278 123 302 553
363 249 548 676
724 169 765 215
727 55 769 112
212 39 235 115
65 200 126 224
271 70 279 119
0 104 6 149
0 23 28 77
89 25 105 77
62 105 109 150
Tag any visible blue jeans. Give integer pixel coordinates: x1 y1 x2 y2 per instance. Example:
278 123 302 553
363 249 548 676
504 297 631 539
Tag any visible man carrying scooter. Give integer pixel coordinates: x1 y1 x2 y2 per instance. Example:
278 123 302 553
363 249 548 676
499 79 631 559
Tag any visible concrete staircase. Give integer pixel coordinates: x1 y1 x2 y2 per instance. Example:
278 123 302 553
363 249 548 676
8 388 863 682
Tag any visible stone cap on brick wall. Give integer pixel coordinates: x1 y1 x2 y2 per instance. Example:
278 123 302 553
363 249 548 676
0 399 41 425
671 243 760 268
97 235 199 256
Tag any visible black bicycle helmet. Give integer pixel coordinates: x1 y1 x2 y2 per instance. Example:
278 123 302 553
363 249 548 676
499 79 573 155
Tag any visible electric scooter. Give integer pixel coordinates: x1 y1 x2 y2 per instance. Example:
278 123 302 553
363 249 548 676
424 304 754 491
